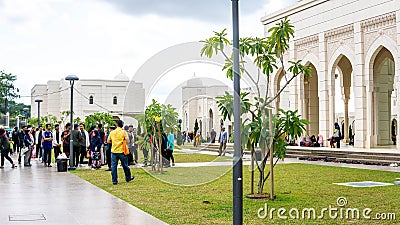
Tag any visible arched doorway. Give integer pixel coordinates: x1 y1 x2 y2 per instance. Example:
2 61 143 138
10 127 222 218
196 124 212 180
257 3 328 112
185 111 188 131
332 55 353 143
199 120 202 137
372 47 395 145
303 63 319 135
275 69 290 112
391 118 397 145
209 109 214 132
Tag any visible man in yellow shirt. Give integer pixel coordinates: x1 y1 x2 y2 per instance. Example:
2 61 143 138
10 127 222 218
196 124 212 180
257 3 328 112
107 120 134 185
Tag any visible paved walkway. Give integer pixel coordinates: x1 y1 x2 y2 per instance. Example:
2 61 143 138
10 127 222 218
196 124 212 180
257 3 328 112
0 156 166 225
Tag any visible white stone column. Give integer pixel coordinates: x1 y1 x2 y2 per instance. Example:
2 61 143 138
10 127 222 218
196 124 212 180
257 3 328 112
289 41 298 111
353 22 368 148
344 97 349 142
396 9 400 149
318 32 330 145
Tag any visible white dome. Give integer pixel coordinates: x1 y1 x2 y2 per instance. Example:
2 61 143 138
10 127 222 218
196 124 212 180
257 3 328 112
114 70 129 81
186 78 203 87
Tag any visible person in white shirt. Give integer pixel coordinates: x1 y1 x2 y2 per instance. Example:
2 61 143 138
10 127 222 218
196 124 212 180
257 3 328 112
79 124 90 166
52 124 63 162
35 126 43 160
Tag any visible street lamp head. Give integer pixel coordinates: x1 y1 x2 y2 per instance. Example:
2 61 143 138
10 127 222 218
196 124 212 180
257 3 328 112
35 99 43 103
65 74 79 81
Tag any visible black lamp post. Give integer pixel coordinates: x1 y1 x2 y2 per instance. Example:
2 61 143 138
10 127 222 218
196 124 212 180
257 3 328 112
34 99 43 128
65 74 79 170
231 0 242 224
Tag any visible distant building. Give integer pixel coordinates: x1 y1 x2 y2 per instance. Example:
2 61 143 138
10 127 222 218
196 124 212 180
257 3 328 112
181 78 231 140
31 71 145 126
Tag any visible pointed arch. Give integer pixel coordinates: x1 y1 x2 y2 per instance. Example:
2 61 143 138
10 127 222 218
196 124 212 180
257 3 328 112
300 61 319 136
328 45 356 87
365 35 399 91
369 45 396 146
273 68 290 112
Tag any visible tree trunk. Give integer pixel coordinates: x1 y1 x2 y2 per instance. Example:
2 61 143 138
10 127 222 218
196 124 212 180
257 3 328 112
250 145 255 194
258 164 264 194
152 125 157 171
268 109 275 200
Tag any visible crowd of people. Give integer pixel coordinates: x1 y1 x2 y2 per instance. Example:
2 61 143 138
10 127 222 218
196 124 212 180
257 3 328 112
0 119 181 184
295 122 343 148
2 123 111 168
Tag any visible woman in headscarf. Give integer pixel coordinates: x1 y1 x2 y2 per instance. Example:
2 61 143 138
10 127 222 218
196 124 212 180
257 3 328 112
333 122 341 148
23 128 34 167
0 128 15 168
90 129 102 170
318 134 324 147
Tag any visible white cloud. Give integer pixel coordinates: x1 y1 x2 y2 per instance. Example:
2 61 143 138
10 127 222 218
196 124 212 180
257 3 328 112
0 0 295 105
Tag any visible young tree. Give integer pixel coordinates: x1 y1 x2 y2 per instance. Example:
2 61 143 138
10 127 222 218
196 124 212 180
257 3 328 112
144 99 179 171
194 119 199 136
0 70 20 114
176 119 183 146
84 112 115 129
201 18 310 198
8 102 30 118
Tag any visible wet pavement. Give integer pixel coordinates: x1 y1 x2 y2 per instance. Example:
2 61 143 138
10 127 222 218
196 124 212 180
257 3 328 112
0 156 166 225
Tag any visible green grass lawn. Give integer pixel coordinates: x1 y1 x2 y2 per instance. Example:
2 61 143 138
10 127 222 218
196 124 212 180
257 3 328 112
72 163 400 224
173 152 228 163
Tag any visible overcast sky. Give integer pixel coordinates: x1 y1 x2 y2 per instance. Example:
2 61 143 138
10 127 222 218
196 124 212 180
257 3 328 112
0 0 295 106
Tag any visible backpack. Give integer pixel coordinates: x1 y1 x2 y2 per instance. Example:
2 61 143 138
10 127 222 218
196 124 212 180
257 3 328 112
0 136 10 151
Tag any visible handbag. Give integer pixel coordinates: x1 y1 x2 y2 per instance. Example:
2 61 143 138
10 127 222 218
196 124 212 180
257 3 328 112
22 147 30 155
332 129 340 138
123 138 129 155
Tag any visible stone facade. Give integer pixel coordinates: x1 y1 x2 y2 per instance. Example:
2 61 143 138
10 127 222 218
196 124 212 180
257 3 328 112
181 79 230 140
262 0 400 148
31 71 145 126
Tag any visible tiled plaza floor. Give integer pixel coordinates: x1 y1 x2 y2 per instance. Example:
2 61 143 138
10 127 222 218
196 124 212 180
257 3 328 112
0 155 167 225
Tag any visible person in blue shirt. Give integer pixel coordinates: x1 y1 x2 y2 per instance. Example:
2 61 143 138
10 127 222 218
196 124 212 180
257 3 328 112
166 130 175 167
42 124 53 167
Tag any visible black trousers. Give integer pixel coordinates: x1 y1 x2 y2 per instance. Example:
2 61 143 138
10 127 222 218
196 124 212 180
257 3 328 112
54 146 61 162
36 144 42 158
63 144 70 157
162 149 168 166
166 150 174 165
127 151 134 165
73 146 80 167
12 142 18 153
1 149 13 166
18 142 23 164
79 146 86 164
106 149 111 169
